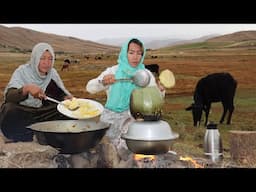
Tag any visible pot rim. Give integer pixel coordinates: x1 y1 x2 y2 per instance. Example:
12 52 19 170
121 133 179 141
31 126 109 134
26 120 110 133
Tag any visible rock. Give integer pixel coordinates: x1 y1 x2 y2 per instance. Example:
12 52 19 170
0 136 59 168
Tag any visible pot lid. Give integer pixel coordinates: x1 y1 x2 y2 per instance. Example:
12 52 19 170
122 120 179 141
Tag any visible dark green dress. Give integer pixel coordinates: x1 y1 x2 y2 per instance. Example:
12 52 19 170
0 80 72 142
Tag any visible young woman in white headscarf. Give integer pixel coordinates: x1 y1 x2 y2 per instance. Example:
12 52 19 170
86 38 163 159
0 42 73 142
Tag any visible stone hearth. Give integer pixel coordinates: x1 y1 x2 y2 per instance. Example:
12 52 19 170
52 137 226 168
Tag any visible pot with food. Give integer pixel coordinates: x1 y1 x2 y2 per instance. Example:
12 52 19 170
27 119 110 154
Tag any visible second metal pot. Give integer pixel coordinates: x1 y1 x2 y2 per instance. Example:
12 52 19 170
121 120 179 155
121 137 173 155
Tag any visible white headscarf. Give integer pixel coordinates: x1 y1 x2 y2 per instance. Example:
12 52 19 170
4 42 71 107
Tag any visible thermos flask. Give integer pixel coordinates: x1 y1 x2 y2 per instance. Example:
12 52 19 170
203 123 223 162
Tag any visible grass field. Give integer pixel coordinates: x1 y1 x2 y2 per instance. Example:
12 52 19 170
0 48 255 167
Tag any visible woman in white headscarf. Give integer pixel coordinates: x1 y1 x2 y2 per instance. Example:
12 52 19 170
0 42 73 142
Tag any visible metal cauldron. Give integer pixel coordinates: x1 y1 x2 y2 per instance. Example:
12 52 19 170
27 120 110 154
121 120 179 155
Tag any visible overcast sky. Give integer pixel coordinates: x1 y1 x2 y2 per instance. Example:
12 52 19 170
2 24 256 41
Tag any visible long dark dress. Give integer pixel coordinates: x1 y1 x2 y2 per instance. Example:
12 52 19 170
0 80 73 142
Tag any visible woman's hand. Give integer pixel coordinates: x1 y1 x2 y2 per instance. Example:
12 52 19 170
102 74 116 85
22 84 45 99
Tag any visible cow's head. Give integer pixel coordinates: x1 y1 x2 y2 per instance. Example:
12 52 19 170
185 103 204 127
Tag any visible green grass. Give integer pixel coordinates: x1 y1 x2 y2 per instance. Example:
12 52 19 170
160 88 256 158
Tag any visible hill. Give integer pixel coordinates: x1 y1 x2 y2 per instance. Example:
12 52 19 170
97 34 219 49
0 25 119 54
157 30 256 52
207 30 256 42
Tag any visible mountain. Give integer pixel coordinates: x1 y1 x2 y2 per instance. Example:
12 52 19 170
206 30 256 42
97 37 184 49
97 34 219 49
0 25 119 54
97 37 166 49
158 31 256 51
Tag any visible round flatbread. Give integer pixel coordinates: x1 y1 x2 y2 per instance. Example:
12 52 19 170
159 69 175 88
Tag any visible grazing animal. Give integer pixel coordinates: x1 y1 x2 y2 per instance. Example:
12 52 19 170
185 72 237 127
145 64 160 76
61 59 70 71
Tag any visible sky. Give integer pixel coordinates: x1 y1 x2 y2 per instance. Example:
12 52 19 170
2 24 256 41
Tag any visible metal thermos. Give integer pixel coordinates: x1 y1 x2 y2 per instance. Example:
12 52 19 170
203 123 223 162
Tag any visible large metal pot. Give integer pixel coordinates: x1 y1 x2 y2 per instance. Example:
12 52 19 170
27 120 109 154
122 138 173 155
121 120 179 155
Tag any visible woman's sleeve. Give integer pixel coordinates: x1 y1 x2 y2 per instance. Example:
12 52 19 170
86 66 116 94
5 88 28 103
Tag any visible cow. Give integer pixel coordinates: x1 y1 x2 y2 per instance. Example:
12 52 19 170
61 59 70 71
185 72 237 127
145 64 160 76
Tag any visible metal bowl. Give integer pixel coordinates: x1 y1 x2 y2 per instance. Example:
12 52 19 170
133 69 151 87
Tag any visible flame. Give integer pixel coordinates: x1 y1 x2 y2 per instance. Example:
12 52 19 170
180 156 204 168
134 154 156 161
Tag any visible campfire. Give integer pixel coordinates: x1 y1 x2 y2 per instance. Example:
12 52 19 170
134 154 157 168
132 153 206 168
179 156 204 168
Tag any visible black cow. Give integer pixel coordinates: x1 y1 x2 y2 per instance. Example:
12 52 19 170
185 72 237 127
145 64 159 76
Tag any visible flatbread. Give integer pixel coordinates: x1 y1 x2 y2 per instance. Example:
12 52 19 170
159 69 175 88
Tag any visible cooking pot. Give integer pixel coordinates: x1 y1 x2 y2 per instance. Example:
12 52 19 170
130 87 164 121
121 120 179 155
27 120 110 154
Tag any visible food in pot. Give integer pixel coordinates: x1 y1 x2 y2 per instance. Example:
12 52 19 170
159 69 175 88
